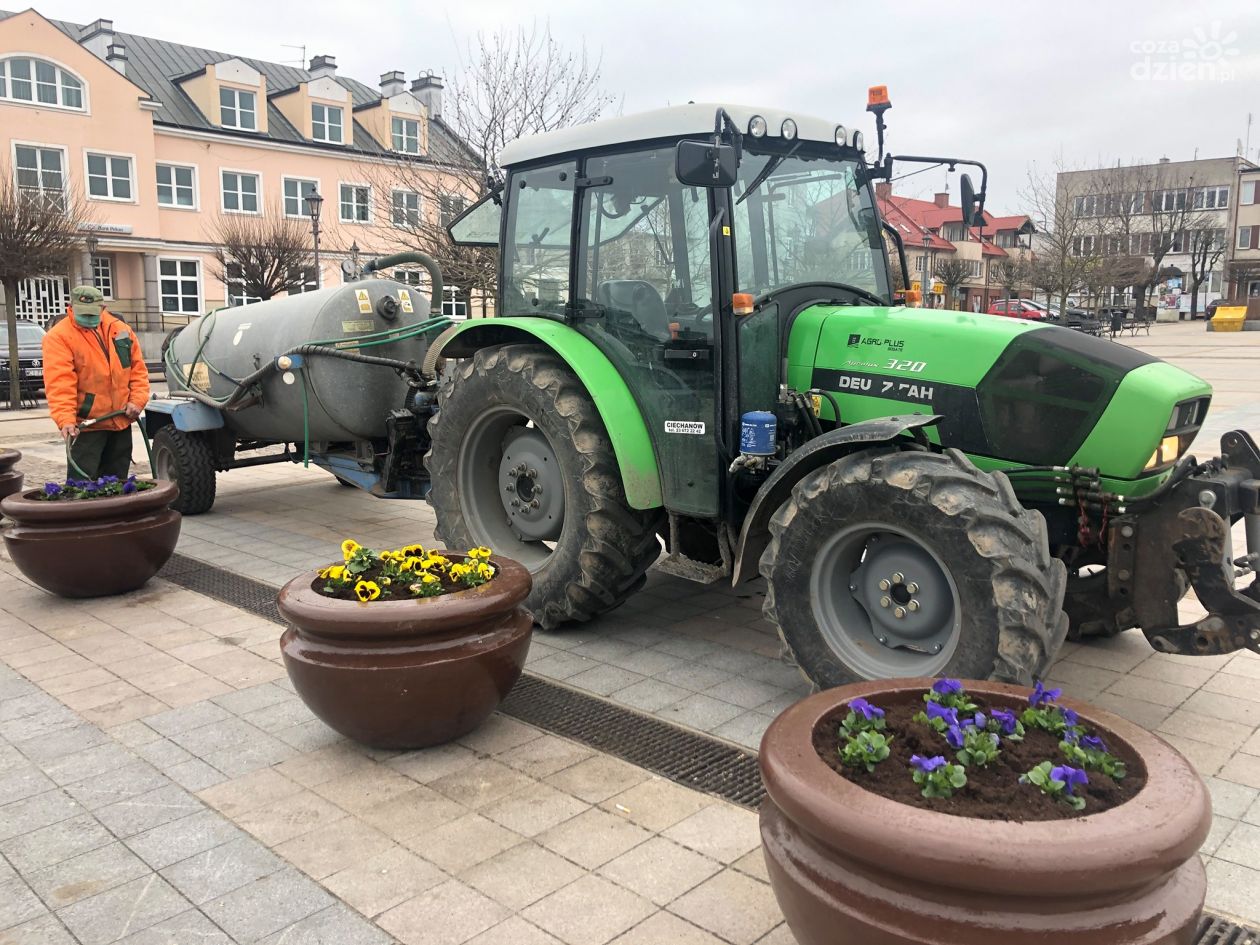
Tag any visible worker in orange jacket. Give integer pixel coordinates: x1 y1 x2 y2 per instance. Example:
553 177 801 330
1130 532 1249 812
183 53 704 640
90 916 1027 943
42 286 150 480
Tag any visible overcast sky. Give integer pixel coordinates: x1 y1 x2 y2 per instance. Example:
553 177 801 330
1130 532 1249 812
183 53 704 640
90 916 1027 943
33 0 1260 213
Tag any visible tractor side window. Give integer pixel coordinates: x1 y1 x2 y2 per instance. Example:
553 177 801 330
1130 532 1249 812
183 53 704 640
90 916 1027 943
502 162 576 317
577 147 714 342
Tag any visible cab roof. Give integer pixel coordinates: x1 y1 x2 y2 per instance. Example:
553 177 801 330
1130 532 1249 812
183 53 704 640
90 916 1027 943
497 103 857 168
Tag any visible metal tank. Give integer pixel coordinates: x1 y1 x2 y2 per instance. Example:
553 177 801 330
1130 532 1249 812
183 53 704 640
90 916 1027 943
166 278 434 442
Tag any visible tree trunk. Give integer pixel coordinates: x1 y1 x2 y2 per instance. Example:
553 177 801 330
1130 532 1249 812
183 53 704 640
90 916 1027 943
1189 278 1201 320
3 276 23 411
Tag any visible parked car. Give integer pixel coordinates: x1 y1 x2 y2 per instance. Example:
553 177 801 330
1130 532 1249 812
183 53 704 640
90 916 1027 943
1022 299 1101 333
986 298 1054 321
0 320 47 399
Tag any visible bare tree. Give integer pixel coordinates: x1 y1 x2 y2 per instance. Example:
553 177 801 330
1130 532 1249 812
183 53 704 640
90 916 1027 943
1186 224 1227 319
1023 159 1096 316
0 175 93 409
374 22 616 313
932 258 970 310
990 257 1028 301
209 206 313 302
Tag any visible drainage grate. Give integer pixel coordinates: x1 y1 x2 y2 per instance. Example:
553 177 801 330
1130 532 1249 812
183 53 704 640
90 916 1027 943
156 553 765 809
1198 916 1260 945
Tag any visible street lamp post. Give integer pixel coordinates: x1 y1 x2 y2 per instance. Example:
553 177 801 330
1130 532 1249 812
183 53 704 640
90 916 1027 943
304 190 324 289
922 233 932 308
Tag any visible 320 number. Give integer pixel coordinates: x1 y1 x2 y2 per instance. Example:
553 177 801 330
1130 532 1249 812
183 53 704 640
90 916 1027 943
886 359 927 373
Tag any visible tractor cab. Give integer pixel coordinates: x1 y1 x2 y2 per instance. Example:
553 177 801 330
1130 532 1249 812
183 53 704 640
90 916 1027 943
450 104 897 529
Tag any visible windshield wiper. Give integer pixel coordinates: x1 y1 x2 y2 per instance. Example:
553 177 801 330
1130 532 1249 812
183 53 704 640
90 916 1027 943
736 142 801 205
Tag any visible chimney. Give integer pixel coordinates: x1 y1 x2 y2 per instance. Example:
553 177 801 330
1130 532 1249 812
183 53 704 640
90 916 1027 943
106 42 128 76
875 181 891 200
308 55 337 80
934 192 950 209
1158 156 1171 164
411 73 443 119
80 18 114 59
379 70 405 98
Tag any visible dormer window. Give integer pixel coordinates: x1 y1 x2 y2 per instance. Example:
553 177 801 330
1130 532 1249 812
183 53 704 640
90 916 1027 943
0 57 84 109
392 117 419 154
220 87 256 130
312 103 343 143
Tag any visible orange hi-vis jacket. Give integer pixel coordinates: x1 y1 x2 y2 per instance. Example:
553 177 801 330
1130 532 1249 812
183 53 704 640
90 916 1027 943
42 310 150 432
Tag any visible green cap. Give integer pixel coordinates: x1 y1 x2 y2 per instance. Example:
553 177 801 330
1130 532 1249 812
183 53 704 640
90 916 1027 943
71 285 104 305
70 285 104 327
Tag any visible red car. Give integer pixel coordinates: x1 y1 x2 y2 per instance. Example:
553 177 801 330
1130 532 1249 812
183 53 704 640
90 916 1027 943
987 299 1048 320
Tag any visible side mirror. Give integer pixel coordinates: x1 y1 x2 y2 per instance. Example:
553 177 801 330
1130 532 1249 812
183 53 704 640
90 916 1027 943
959 173 984 228
676 140 738 188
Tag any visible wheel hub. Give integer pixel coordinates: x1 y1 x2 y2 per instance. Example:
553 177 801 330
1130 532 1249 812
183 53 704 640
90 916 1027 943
852 540 954 653
498 428 564 542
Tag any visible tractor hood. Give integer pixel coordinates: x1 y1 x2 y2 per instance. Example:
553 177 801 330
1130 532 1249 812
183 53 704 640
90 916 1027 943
788 304 1213 484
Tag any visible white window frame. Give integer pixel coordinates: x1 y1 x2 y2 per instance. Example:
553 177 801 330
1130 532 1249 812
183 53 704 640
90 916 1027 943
1243 180 1258 206
224 261 263 307
220 168 262 214
0 54 87 112
90 254 114 300
156 161 199 210
339 182 371 224
391 189 421 227
83 149 136 203
282 177 320 218
11 140 68 209
311 103 344 144
286 265 320 294
219 85 257 131
391 116 420 154
157 256 203 314
1238 226 1253 250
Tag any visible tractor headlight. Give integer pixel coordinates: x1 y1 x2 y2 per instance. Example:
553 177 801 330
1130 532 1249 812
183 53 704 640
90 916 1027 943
748 115 768 138
1144 436 1182 471
781 118 798 140
851 130 864 151
835 125 848 145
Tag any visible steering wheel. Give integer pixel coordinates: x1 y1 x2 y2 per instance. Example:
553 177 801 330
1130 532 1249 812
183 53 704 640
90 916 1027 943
756 282 888 309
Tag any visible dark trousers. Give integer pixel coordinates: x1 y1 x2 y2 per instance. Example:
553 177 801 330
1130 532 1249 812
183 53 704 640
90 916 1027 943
69 429 133 480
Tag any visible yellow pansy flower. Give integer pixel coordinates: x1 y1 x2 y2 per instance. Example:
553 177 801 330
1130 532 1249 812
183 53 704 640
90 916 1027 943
319 564 347 581
399 544 426 558
421 572 440 585
354 580 381 602
341 539 361 561
468 546 493 561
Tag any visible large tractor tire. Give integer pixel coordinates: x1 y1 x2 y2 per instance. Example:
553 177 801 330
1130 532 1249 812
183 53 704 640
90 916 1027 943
761 447 1068 688
426 344 663 628
151 427 216 515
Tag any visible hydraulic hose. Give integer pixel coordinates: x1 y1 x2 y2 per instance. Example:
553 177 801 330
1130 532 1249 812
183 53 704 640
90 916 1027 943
362 251 444 315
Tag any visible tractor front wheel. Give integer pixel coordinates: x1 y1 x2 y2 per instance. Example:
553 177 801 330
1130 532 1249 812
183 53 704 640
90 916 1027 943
761 448 1067 688
426 344 662 629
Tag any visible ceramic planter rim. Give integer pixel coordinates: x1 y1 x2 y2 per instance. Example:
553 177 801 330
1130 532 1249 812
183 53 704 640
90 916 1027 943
0 479 178 523
277 552 532 640
758 677 1211 897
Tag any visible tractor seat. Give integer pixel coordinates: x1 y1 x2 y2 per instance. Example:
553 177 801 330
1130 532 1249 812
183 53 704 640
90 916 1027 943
596 280 670 340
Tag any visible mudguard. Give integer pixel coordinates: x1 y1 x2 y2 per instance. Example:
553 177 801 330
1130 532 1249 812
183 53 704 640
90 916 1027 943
731 414 943 584
141 398 225 434
437 318 663 509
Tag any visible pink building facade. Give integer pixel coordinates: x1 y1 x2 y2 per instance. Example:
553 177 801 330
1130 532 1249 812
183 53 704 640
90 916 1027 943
0 8 471 348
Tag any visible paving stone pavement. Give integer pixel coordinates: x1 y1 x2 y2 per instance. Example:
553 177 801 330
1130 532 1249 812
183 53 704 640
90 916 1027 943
2 321 1260 939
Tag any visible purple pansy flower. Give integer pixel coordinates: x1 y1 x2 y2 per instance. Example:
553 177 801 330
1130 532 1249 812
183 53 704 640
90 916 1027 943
945 725 965 749
911 754 947 773
932 679 964 697
1030 680 1062 708
1080 734 1108 753
122 478 137 495
961 711 987 730
847 697 885 721
1051 765 1089 796
990 708 1018 734
925 701 959 726
42 482 62 497
1061 707 1080 728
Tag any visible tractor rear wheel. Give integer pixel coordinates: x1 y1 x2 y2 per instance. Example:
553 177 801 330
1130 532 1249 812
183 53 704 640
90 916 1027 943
426 344 663 628
151 427 216 515
761 447 1067 688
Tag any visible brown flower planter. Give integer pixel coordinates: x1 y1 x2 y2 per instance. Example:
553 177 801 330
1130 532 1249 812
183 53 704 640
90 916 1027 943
276 554 533 750
759 678 1211 945
0 448 24 503
1 480 181 598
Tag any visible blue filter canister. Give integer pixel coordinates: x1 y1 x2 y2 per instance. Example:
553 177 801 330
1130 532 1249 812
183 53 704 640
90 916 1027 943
740 411 777 456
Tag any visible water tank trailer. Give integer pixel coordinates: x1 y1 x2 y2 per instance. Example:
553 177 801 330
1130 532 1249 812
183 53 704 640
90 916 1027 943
142 253 451 514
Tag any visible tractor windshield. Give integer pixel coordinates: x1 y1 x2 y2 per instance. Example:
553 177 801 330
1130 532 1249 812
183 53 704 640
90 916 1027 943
732 150 888 301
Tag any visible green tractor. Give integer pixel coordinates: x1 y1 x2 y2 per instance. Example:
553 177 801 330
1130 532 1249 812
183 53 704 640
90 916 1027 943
427 95 1260 688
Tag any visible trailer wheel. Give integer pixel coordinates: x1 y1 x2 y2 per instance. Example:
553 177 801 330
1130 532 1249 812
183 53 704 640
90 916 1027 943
152 427 216 515
426 344 663 629
761 448 1068 688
